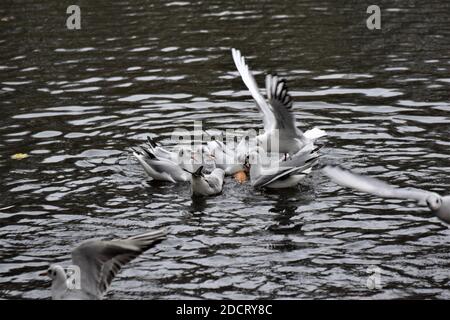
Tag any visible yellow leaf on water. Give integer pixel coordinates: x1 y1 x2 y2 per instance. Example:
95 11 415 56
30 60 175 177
11 153 29 160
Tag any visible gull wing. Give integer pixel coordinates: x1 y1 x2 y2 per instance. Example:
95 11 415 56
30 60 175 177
265 74 303 137
323 166 436 205
253 164 311 188
71 229 167 299
231 48 275 130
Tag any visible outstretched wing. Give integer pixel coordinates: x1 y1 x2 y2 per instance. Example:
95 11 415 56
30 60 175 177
265 74 303 137
323 166 436 205
72 228 167 299
231 48 275 130
253 164 311 188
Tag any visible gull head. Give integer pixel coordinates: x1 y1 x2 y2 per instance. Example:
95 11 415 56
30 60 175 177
426 194 442 211
40 265 66 281
238 153 250 172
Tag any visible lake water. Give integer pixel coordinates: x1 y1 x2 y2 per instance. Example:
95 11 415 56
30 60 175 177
1 0 449 299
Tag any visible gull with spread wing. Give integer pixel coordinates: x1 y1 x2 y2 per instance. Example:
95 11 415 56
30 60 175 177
40 228 167 300
231 48 326 157
323 166 450 224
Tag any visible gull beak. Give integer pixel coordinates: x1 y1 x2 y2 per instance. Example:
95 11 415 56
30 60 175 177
243 158 250 171
39 271 48 277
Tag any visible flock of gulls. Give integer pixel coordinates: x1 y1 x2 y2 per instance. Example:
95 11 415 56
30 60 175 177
40 49 450 300
131 48 327 193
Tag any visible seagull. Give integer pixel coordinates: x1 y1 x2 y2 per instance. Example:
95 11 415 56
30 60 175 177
132 146 191 182
322 166 450 224
183 166 225 196
231 48 326 157
40 228 167 300
144 136 181 163
247 144 320 189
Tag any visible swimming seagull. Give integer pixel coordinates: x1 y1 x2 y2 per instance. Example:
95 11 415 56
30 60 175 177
132 136 216 182
144 136 180 163
132 146 190 182
145 136 214 170
322 166 450 224
183 166 225 196
247 144 320 189
231 48 326 156
40 228 168 300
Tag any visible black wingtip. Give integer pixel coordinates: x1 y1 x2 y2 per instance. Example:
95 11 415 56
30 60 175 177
312 145 323 154
305 155 320 165
141 147 156 159
193 166 204 177
146 136 159 148
269 75 293 110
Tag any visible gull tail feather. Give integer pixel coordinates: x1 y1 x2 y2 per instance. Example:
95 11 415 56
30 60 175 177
304 127 327 141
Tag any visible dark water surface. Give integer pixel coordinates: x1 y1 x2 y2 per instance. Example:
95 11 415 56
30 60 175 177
1 0 449 299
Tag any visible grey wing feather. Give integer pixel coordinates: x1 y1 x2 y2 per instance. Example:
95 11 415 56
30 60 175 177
146 158 181 175
137 149 183 176
71 228 167 299
265 74 303 136
253 165 308 188
323 166 435 205
204 170 224 189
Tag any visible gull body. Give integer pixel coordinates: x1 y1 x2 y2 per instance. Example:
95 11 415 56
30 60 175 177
185 166 225 196
145 136 179 162
132 135 214 182
248 145 319 189
132 147 190 182
323 166 450 224
41 229 167 300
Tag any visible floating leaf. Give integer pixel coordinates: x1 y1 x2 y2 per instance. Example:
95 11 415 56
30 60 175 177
11 153 29 160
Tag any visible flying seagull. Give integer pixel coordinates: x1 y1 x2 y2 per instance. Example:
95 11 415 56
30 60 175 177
323 166 450 224
40 228 168 300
